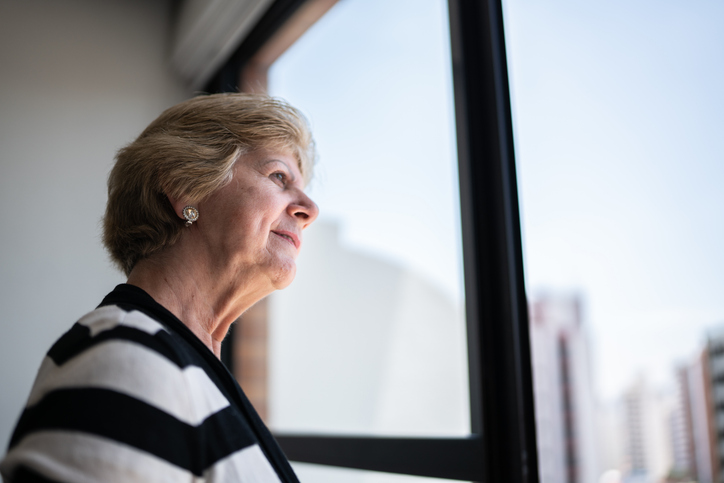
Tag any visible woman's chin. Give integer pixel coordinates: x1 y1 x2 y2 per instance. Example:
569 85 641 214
269 261 297 290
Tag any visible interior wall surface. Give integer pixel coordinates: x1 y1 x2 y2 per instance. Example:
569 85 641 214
0 0 192 453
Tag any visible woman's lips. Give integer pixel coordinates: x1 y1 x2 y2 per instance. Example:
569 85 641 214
272 230 299 249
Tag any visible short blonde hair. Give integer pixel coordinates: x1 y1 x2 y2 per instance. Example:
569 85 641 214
103 93 315 275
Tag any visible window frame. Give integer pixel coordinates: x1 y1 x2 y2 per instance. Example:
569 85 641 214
208 0 539 481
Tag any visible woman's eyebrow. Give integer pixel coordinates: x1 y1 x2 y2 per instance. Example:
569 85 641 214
263 158 297 182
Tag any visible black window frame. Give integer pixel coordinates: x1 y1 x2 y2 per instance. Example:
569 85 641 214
208 1 538 481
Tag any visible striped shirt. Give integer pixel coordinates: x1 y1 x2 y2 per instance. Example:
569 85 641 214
1 284 299 483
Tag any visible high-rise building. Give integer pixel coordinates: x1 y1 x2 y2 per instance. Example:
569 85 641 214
687 349 716 483
623 380 648 478
670 365 697 480
702 329 724 483
665 337 722 483
619 377 672 483
528 294 599 483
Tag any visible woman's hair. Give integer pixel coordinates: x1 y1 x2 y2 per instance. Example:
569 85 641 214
103 92 315 275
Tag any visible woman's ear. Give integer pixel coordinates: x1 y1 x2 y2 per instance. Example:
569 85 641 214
167 195 187 221
167 195 197 222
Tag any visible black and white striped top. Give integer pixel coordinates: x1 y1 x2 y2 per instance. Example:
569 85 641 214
1 284 299 483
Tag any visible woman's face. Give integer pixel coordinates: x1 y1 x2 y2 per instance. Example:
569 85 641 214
197 148 318 290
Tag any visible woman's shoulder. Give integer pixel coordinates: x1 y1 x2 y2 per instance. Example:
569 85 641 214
32 304 230 420
0 304 244 483
46 304 188 371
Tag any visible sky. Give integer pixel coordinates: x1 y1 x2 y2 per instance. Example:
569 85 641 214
504 0 724 400
269 0 724 403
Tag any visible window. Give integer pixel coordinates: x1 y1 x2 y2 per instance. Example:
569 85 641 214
503 1 724 482
209 0 538 481
266 0 468 439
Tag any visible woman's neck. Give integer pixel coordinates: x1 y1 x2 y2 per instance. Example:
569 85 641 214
126 242 272 358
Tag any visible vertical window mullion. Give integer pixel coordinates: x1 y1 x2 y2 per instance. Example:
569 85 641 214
448 0 539 482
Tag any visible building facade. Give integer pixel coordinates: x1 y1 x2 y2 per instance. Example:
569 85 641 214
528 294 599 483
620 377 672 483
667 334 724 483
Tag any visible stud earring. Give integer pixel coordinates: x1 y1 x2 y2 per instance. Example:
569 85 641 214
182 206 199 226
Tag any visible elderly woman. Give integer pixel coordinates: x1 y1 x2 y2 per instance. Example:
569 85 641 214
0 93 318 482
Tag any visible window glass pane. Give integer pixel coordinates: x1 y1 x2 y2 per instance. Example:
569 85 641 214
265 0 469 436
292 463 467 483
504 0 724 482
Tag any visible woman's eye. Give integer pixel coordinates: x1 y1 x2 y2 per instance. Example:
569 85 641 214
272 172 286 184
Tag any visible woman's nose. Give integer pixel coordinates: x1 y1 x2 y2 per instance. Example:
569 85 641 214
288 192 319 229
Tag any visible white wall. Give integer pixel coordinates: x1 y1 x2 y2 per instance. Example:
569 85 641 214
0 0 191 452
